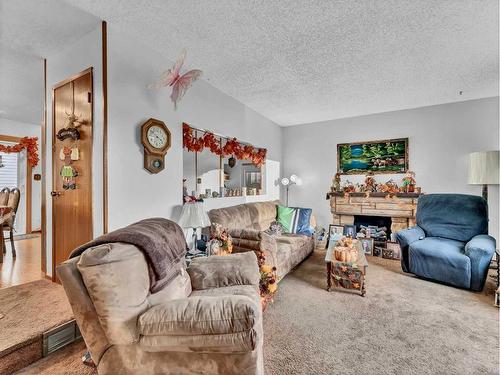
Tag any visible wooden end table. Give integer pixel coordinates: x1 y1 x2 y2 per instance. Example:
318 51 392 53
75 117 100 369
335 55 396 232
325 238 368 296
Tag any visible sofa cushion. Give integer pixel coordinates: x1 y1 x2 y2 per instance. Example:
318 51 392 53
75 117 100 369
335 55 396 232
77 242 150 344
246 201 278 230
409 237 471 289
187 252 260 290
208 204 253 230
139 295 258 336
147 270 192 307
190 284 260 307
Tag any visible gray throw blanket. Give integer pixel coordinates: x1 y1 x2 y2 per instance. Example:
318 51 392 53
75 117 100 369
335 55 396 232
70 218 188 293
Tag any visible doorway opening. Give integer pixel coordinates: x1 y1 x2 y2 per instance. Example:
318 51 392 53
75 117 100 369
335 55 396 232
0 135 43 288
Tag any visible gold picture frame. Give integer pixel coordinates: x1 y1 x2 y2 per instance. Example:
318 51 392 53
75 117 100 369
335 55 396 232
337 138 409 175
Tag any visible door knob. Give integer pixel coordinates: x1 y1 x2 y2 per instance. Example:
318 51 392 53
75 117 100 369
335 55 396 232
50 191 61 197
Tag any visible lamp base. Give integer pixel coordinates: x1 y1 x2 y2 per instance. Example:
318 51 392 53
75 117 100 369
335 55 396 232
188 229 202 255
482 184 488 202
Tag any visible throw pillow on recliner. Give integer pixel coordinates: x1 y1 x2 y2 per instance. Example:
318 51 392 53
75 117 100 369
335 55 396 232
277 205 314 236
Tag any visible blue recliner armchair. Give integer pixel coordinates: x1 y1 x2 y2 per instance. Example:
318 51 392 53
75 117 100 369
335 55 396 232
396 194 496 291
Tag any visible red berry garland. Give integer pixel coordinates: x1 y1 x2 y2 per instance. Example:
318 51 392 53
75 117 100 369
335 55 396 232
183 123 267 167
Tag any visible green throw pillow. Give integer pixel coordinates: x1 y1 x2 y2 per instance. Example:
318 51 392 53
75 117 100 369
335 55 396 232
277 205 296 233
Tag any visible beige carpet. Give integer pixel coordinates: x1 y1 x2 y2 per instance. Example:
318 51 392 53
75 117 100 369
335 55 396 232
18 252 500 374
0 279 74 374
264 251 499 375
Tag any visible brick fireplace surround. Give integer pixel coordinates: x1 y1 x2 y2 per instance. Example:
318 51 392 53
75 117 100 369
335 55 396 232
328 192 421 235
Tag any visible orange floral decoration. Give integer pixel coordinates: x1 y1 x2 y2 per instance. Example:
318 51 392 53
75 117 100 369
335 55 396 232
0 137 39 167
183 123 267 167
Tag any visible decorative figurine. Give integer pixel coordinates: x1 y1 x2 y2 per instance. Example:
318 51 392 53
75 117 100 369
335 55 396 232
364 172 377 192
402 170 416 193
332 172 341 192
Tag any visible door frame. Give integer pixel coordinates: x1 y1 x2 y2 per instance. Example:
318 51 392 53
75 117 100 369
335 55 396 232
0 134 33 234
51 67 94 282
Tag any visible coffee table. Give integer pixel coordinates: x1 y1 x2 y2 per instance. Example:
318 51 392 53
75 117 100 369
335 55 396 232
325 237 368 296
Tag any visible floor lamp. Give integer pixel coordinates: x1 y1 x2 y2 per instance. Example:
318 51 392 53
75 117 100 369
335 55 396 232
280 174 302 206
468 151 499 202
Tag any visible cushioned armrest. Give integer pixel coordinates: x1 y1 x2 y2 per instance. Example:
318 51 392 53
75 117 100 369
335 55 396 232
465 234 496 291
138 295 259 353
395 226 425 248
188 252 260 290
395 226 425 273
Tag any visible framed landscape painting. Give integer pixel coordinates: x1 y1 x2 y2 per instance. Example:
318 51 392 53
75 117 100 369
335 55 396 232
337 138 409 175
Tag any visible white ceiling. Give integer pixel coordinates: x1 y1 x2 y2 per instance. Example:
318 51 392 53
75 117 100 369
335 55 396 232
1 1 498 126
65 0 499 126
0 0 100 125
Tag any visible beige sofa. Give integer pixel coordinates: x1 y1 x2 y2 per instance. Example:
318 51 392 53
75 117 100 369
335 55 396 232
208 201 315 281
57 243 263 375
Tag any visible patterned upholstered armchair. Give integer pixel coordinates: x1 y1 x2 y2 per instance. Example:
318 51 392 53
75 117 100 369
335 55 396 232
58 244 263 375
1 187 20 256
396 194 496 291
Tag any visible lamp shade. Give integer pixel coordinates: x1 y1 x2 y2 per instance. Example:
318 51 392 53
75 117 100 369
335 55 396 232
280 177 290 186
178 201 211 228
468 151 499 185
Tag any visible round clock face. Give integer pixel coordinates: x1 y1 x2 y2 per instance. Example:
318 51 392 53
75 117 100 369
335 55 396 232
147 125 168 149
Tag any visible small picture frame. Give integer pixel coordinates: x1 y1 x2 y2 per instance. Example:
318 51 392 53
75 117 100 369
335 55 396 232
372 246 383 257
328 224 344 236
386 242 401 260
382 248 393 259
343 224 357 238
326 225 344 248
359 238 374 255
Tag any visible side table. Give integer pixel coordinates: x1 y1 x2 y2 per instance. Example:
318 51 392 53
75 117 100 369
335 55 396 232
325 238 368 296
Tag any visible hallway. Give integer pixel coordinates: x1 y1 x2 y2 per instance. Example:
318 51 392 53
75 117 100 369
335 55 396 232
1 235 43 289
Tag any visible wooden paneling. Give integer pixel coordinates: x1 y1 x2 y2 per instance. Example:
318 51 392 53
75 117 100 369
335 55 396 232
52 69 93 282
102 21 108 234
42 58 47 273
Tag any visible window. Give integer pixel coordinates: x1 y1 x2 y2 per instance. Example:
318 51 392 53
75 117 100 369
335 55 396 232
0 143 19 190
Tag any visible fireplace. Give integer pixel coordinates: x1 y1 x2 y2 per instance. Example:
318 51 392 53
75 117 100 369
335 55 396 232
328 192 420 236
354 215 392 240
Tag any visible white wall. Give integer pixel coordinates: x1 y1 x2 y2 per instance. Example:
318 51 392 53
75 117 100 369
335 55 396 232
45 26 104 276
0 118 42 232
283 97 500 241
107 26 283 231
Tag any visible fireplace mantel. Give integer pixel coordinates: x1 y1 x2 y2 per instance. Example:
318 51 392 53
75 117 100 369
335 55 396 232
328 192 421 235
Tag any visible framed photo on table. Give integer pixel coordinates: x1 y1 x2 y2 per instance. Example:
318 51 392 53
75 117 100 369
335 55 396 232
386 242 401 260
359 238 374 255
343 224 357 238
329 224 344 236
327 225 344 248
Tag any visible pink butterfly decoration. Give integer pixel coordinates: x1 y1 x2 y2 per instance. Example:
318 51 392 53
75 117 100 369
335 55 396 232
149 49 202 109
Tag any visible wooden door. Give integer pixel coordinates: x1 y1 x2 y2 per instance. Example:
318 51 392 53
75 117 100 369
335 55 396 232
52 68 93 281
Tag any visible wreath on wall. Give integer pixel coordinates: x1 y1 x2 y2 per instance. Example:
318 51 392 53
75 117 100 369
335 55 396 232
0 137 39 167
183 123 267 167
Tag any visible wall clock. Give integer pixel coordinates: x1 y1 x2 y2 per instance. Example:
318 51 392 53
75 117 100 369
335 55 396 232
141 118 171 173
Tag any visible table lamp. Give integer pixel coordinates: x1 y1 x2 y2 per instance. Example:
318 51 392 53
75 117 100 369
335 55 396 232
468 151 499 201
178 201 211 254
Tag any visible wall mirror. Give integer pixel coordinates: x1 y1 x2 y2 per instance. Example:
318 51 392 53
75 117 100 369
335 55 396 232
183 124 266 200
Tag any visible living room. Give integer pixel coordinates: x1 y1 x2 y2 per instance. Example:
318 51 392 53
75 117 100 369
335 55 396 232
0 1 498 374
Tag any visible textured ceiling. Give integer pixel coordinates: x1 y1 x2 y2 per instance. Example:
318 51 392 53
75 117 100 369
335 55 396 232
64 0 499 126
0 0 100 125
1 1 498 126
